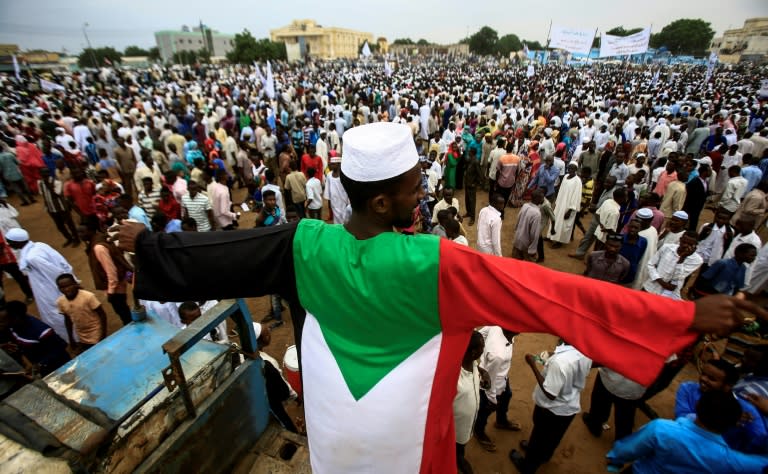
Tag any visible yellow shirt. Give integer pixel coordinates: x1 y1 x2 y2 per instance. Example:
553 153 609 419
56 290 103 344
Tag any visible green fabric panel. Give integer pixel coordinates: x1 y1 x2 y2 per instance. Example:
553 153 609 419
293 219 441 400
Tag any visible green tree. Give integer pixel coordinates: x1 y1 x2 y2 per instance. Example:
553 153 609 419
147 47 161 62
649 18 715 55
225 29 287 63
392 38 414 45
123 45 150 56
522 40 544 51
416 39 430 46
468 26 499 55
496 34 522 55
78 47 122 68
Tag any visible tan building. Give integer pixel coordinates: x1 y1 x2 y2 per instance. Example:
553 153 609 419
711 17 768 64
270 19 373 59
388 43 469 57
377 37 389 55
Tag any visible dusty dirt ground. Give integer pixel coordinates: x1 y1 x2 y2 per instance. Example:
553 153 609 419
7 185 742 474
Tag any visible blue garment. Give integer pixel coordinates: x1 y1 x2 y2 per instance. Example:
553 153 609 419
42 152 59 176
85 143 98 165
619 235 648 284
164 219 182 233
701 258 748 295
607 417 767 474
128 205 152 230
675 381 767 454
528 165 559 197
759 158 768 177
741 166 764 197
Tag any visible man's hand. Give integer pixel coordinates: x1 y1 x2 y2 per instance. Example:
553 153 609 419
691 295 768 337
112 221 146 253
524 353 537 367
564 209 573 220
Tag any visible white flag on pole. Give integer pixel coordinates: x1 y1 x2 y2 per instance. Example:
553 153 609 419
548 25 594 55
705 51 718 83
526 64 535 78
253 61 267 87
362 41 372 58
12 55 21 81
265 60 276 99
599 27 651 58
39 78 66 92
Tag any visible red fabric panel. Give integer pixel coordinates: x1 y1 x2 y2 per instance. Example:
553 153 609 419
418 331 468 474
437 239 698 387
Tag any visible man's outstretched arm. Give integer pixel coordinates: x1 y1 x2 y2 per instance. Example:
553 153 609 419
118 221 299 302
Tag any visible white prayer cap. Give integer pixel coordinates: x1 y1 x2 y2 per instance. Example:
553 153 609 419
342 123 418 182
5 228 29 242
636 208 654 219
696 157 713 166
673 211 689 220
252 322 262 340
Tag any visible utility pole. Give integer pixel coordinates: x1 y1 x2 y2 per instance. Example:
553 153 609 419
82 22 98 68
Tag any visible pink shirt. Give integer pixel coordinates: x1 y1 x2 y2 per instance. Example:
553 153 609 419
210 182 236 228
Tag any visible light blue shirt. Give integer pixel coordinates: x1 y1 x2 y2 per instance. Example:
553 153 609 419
741 165 764 197
129 205 152 230
607 417 768 474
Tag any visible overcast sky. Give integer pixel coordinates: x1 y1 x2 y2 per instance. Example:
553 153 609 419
1 0 767 53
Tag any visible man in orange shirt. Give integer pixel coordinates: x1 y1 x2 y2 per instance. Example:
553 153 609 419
56 273 107 353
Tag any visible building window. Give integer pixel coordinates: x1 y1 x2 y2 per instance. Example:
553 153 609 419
188 39 192 44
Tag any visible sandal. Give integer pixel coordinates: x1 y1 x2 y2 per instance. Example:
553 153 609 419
476 437 496 452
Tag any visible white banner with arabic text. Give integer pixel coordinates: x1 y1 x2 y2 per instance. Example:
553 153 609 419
549 25 595 55
599 27 651 58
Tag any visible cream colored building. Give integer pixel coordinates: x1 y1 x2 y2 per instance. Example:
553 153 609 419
270 20 373 59
711 17 768 64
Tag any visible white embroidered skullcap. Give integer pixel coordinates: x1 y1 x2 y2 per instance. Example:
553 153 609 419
341 122 418 182
5 228 29 242
636 208 653 219
673 211 689 220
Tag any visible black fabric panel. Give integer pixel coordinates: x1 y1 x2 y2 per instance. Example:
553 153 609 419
134 222 300 303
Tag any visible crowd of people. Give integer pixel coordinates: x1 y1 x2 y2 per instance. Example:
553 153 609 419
0 56 767 472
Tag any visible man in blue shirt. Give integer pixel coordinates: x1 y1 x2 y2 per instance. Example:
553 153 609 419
619 219 648 285
741 154 764 197
119 193 152 231
528 157 560 200
691 243 757 298
675 359 768 454
607 390 767 473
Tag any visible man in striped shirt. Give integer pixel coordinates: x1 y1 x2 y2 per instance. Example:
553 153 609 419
137 177 161 219
181 180 214 232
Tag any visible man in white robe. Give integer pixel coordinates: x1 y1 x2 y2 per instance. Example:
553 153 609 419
632 209 659 290
550 163 582 247
323 155 350 224
8 228 74 342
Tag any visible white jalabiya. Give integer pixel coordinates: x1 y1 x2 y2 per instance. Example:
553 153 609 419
632 226 659 290
18 242 74 342
551 175 582 243
323 173 350 224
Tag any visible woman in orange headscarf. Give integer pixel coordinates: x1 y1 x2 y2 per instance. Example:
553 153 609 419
14 136 45 194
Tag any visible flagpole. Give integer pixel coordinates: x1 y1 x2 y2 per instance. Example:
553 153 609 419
544 20 553 64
